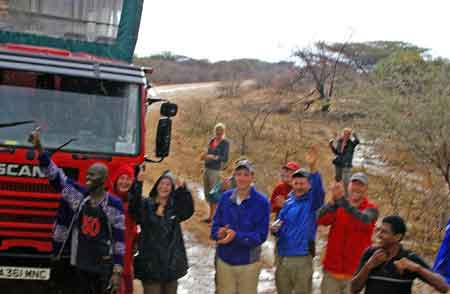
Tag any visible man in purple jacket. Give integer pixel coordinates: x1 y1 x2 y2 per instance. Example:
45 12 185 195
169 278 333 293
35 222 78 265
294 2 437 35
30 128 124 294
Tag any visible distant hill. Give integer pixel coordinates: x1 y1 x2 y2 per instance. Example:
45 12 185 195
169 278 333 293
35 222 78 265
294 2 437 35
134 52 295 85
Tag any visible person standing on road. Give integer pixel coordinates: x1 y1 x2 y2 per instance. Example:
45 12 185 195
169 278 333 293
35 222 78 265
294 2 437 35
30 128 124 294
134 171 194 294
351 215 449 294
271 146 325 294
317 173 378 294
202 123 230 223
329 128 360 191
211 160 270 294
270 161 300 217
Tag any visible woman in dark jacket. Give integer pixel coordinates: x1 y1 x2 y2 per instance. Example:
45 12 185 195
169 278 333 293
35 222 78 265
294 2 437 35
134 171 194 294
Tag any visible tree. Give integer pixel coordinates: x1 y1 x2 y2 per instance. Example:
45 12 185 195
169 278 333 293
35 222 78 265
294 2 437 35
364 52 450 228
293 41 351 112
322 41 428 74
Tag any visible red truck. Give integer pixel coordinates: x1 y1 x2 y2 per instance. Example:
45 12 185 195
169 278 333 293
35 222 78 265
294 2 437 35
0 1 176 292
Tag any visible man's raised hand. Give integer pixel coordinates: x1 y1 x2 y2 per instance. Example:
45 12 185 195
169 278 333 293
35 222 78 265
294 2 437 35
330 182 345 202
28 127 43 154
305 144 319 172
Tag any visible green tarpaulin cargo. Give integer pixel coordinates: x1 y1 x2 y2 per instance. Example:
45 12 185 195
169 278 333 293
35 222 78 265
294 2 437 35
0 0 143 62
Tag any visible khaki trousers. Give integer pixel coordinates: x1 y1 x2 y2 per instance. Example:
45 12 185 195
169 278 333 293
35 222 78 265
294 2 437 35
275 255 313 294
321 271 351 294
216 257 261 294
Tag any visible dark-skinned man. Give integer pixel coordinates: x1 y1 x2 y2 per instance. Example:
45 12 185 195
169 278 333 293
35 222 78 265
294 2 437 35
351 215 449 294
29 128 125 294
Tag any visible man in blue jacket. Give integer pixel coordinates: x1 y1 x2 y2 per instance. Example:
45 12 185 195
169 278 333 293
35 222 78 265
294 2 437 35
211 159 270 294
271 145 325 294
434 218 450 284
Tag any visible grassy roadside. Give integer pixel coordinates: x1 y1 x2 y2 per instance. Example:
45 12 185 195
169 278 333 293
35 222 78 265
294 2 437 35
141 84 444 293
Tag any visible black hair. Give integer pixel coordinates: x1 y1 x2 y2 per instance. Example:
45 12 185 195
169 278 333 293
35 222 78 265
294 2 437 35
148 173 175 199
382 215 407 237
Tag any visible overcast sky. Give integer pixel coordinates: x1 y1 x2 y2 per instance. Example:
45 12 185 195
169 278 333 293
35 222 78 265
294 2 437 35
135 0 449 62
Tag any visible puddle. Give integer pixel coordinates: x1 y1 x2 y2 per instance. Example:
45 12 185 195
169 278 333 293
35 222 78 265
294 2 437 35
178 229 326 293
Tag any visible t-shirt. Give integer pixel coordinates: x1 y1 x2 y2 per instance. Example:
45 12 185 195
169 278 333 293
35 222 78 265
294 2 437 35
76 201 112 274
357 246 431 294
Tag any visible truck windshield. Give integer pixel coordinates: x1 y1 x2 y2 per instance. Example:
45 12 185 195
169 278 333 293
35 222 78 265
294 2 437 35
0 70 141 155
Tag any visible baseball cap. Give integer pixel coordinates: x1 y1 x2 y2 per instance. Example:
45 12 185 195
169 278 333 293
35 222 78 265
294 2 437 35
350 172 368 185
234 159 255 173
292 168 310 178
283 161 300 171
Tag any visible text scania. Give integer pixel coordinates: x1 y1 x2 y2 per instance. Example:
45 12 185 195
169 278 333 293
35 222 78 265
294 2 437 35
0 163 45 178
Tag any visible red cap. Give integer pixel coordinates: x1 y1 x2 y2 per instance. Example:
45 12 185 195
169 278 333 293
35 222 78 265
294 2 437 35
283 161 300 171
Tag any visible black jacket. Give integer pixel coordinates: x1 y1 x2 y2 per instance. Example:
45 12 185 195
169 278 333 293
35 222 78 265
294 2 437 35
134 173 194 282
330 135 360 168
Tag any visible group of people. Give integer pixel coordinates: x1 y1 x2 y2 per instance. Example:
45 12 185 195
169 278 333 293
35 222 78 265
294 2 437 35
29 128 194 294
28 119 450 294
202 123 449 294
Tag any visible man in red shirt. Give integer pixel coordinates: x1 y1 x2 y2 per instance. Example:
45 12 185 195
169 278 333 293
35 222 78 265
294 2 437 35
270 161 300 216
317 172 379 294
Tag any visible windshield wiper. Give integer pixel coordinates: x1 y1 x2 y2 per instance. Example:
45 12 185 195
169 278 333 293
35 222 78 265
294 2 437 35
26 138 77 160
49 138 77 157
0 120 35 155
0 120 35 128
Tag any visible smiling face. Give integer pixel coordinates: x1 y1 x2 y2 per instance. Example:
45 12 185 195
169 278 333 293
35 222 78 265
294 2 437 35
375 223 402 249
234 168 253 190
116 174 133 194
348 180 368 203
291 176 310 196
86 163 108 193
157 177 173 199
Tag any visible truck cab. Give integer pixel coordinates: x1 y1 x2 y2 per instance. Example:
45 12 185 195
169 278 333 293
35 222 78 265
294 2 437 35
0 45 173 293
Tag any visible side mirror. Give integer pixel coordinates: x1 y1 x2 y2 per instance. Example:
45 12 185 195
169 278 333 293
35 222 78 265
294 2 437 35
155 117 172 158
161 102 178 117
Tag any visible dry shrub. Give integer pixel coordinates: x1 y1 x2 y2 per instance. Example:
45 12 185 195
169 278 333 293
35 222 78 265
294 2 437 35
182 98 221 137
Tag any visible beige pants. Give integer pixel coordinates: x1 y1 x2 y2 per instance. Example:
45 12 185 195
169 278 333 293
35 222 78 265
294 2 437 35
143 280 178 294
321 271 351 294
216 257 261 294
203 168 221 202
275 255 313 294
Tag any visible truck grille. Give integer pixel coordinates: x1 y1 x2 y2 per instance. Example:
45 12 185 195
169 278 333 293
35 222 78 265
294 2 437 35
0 181 58 194
0 175 77 253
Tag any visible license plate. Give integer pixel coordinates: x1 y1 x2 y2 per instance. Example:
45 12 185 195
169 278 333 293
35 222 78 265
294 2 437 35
0 266 50 280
